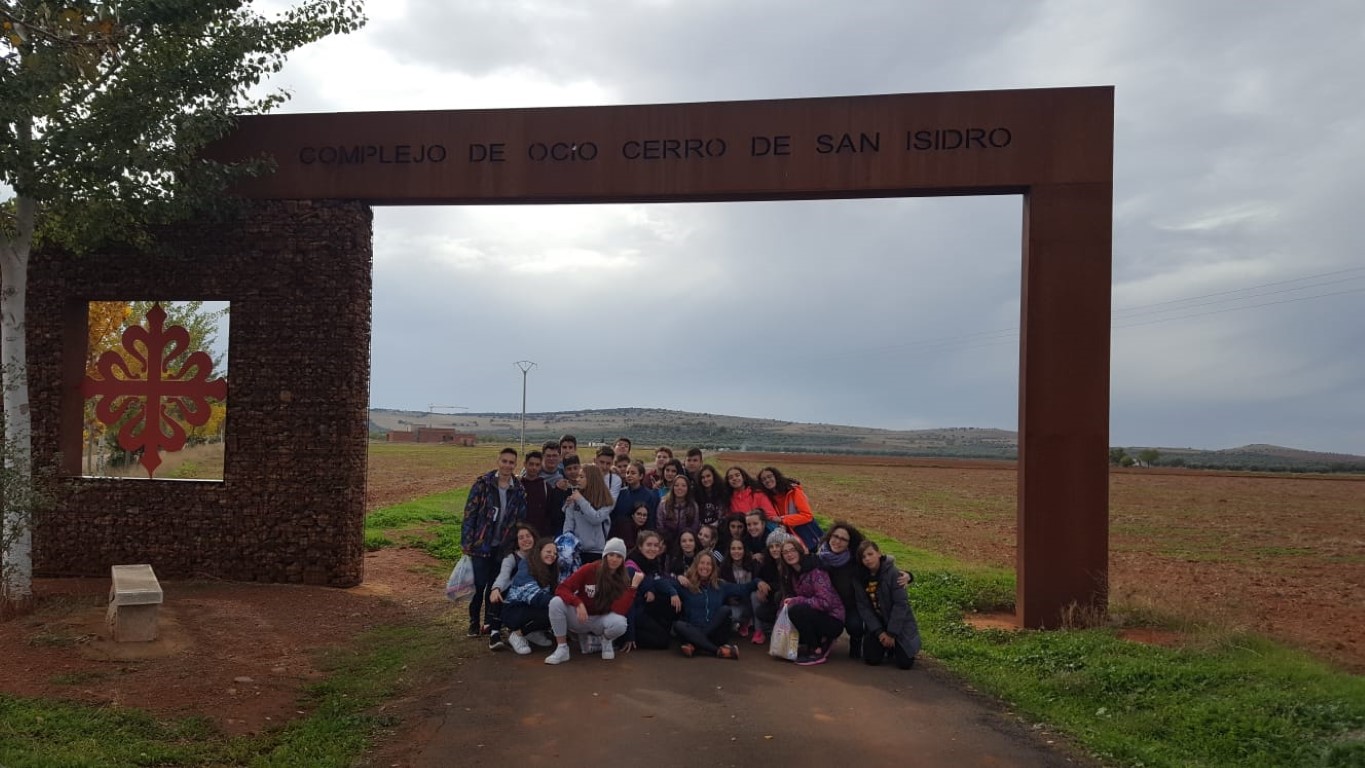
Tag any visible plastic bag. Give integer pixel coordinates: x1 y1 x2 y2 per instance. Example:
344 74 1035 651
768 604 800 661
445 556 475 602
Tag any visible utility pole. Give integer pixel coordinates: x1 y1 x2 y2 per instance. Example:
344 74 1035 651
513 361 536 456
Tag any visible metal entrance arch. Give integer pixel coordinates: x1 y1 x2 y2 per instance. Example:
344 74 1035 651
216 86 1114 627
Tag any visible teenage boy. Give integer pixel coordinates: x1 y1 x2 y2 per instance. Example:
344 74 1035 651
685 447 704 479
521 450 552 536
613 437 633 457
559 434 578 460
545 455 580 535
594 446 624 502
644 446 673 490
613 452 632 478
540 441 564 482
460 448 527 638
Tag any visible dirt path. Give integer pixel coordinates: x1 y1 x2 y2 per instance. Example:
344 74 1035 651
381 640 1092 768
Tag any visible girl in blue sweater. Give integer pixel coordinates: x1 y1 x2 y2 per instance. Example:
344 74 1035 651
659 550 767 658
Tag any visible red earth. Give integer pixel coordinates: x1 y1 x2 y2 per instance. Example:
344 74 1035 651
0 547 448 735
4 446 1359 744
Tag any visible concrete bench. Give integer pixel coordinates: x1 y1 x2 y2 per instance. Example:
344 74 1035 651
106 564 163 642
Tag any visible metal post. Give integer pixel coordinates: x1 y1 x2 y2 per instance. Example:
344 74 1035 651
513 361 536 456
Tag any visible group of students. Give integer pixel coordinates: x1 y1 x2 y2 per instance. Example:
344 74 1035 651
458 436 922 669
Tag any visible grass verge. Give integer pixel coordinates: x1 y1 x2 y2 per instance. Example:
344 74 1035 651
860 527 1365 767
0 491 473 767
363 489 467 562
0 615 466 768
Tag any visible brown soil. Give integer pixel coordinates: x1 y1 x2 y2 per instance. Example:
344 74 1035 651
6 444 1357 745
720 451 1365 672
0 547 449 735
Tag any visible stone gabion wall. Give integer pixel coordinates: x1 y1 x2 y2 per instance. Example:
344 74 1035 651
26 200 372 586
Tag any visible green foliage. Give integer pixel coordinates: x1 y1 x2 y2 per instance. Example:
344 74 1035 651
363 489 468 563
0 619 469 767
873 530 1365 767
0 695 267 767
1109 447 1129 466
0 0 366 252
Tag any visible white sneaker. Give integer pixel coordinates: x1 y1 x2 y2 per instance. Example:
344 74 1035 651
526 630 553 647
601 641 616 661
545 644 571 665
507 631 531 655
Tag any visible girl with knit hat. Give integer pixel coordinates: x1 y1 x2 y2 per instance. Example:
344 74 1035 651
544 537 643 665
749 529 791 645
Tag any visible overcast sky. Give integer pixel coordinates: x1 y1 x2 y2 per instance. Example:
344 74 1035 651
133 2 1365 454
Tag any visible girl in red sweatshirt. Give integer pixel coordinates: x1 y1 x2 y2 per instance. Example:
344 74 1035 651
544 537 643 665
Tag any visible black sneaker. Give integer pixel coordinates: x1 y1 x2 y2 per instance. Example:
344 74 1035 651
466 621 481 638
797 643 831 666
488 632 505 651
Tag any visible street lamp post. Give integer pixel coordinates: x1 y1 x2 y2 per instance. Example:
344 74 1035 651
513 361 536 455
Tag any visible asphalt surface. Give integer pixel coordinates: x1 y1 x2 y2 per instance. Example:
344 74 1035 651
409 637 1093 768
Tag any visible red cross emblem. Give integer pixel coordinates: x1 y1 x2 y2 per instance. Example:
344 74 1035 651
82 304 228 477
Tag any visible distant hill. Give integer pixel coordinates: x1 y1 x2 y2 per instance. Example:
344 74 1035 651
1139 443 1365 473
369 407 1365 472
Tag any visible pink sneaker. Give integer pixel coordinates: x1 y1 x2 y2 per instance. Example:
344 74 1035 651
739 620 752 638
751 629 767 645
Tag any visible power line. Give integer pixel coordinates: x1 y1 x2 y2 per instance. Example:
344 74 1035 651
1114 269 1365 319
1112 265 1365 315
821 266 1365 363
1113 285 1365 330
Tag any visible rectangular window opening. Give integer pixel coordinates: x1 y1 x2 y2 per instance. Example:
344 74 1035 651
81 300 230 482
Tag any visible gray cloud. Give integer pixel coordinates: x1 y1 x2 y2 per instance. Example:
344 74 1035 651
301 1 1365 452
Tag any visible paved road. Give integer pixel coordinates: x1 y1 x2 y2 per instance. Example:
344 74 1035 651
406 638 1092 768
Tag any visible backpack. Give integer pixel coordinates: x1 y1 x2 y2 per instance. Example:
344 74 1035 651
786 498 824 551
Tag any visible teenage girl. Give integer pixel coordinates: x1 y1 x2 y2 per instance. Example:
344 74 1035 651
498 537 561 655
695 464 728 527
779 538 845 666
719 538 757 636
657 474 701 547
563 465 615 563
725 466 776 517
623 530 676 650
544 537 643 665
667 529 699 576
486 522 538 651
658 550 763 659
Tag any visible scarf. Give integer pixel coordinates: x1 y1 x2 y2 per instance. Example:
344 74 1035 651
817 542 851 569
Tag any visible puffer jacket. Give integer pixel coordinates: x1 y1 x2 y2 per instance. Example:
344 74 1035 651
784 554 845 623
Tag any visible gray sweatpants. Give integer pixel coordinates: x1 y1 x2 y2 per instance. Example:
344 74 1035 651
548 596 628 640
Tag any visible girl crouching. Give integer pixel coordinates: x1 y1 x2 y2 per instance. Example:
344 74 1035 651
545 537 643 664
